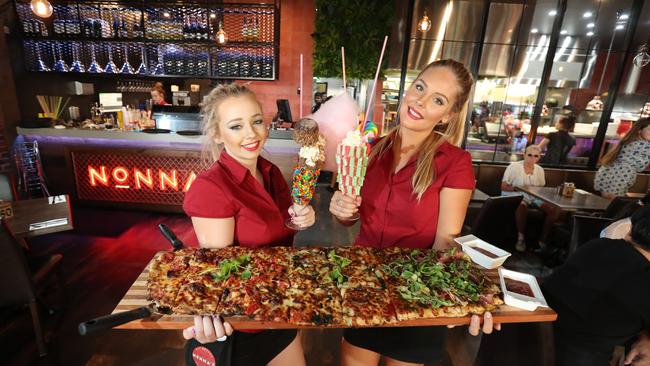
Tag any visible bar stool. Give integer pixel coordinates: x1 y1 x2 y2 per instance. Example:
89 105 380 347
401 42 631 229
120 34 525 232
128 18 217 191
13 141 50 199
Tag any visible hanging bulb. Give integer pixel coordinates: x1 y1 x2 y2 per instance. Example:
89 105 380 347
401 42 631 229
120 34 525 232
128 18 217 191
417 9 432 32
30 0 53 18
216 21 228 45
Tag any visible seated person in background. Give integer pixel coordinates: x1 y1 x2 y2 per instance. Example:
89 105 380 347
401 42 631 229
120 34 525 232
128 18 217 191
594 118 650 199
538 115 576 165
601 192 650 239
501 145 558 252
542 205 650 366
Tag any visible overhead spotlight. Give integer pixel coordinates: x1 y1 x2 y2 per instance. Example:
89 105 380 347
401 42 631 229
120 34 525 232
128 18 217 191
619 14 629 20
587 23 595 28
616 24 624 30
163 11 170 18
583 11 592 18
548 10 557 16
531 28 539 34
209 13 216 19
30 0 53 18
560 30 568 35
587 31 594 36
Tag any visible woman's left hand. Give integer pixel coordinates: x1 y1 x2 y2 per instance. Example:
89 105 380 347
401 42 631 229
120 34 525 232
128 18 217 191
288 205 315 228
448 312 501 336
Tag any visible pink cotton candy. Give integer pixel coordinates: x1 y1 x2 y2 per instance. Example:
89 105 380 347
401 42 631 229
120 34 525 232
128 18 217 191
309 93 360 172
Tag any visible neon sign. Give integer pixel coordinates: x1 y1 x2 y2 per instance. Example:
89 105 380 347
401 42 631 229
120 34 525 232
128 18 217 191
71 149 208 208
87 165 197 192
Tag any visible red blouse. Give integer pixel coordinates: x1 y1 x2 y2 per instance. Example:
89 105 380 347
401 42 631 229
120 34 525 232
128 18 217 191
356 141 475 249
183 151 295 248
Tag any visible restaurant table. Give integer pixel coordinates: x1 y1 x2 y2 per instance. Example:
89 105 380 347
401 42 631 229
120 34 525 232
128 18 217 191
110 252 557 330
625 192 647 199
471 188 490 203
516 186 610 212
3 195 73 238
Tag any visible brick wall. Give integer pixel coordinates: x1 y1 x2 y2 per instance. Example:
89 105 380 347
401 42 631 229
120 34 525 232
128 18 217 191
234 0 314 122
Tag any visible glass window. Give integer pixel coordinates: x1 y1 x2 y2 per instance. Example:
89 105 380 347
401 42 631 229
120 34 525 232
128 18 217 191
532 0 635 168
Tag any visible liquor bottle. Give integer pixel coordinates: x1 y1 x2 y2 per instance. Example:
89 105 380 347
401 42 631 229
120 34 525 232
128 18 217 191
242 16 249 41
132 15 142 38
252 16 259 40
53 13 65 35
120 15 129 38
23 19 33 35
39 20 48 36
113 15 120 38
182 15 189 39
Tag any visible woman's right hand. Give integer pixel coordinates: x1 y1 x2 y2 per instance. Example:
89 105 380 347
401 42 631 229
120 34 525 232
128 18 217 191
182 315 233 344
329 190 361 220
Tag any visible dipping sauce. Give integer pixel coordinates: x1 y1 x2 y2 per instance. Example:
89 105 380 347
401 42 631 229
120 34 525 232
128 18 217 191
472 246 500 258
505 278 534 297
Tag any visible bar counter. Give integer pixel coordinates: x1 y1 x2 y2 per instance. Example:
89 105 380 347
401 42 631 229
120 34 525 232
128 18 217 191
17 127 299 212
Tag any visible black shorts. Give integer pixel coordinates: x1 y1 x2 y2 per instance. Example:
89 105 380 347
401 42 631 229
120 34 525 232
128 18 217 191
185 329 297 366
343 326 447 364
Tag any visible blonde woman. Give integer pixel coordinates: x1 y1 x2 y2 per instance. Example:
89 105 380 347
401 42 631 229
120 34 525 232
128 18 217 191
182 84 314 366
595 117 650 199
329 59 498 366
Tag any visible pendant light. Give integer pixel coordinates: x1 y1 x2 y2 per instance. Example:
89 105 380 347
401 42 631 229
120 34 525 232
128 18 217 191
417 9 432 32
30 0 53 18
215 21 228 45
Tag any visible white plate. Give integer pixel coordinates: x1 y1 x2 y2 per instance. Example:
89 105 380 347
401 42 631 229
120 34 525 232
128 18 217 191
498 268 549 311
455 234 511 269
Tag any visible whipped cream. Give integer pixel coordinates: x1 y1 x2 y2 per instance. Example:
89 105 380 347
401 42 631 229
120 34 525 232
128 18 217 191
299 145 321 167
341 130 364 147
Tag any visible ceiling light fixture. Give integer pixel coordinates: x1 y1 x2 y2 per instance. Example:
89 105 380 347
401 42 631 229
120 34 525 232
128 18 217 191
587 31 594 36
417 9 432 32
616 24 624 30
587 23 595 28
620 14 629 20
560 30 568 35
583 11 592 18
30 0 53 18
531 28 539 33
215 21 228 45
548 10 557 16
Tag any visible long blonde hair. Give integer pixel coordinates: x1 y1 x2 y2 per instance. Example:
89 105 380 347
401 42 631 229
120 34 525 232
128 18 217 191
600 117 650 166
200 84 261 162
369 59 473 201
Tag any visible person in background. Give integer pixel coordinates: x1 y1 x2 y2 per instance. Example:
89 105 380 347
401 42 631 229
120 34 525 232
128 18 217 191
537 115 576 165
329 59 498 366
182 84 314 366
594 118 650 199
501 145 557 252
151 82 169 106
311 92 324 113
542 205 650 366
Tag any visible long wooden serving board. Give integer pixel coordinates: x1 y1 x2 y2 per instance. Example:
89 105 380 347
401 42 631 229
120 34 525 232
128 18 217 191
111 252 557 330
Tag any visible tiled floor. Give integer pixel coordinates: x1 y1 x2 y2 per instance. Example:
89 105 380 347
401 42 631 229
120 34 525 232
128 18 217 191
2 184 556 366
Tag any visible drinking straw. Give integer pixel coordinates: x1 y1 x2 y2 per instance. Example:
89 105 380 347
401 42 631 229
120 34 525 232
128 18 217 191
341 46 346 90
361 35 388 132
299 53 303 119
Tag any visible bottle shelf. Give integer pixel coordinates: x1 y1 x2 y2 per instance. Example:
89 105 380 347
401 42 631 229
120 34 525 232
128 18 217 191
15 1 279 80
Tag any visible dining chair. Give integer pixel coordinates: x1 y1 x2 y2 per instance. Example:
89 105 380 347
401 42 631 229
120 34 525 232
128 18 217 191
0 220 63 356
467 195 523 250
602 197 640 219
568 215 613 257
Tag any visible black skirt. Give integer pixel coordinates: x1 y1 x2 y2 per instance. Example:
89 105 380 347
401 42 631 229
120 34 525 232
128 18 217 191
185 329 297 366
343 326 447 364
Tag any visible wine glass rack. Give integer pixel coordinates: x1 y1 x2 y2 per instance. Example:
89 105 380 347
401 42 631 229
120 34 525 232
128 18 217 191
15 0 279 80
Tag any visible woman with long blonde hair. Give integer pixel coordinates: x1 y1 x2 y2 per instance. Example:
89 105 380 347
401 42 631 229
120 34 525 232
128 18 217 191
329 59 498 366
595 117 650 199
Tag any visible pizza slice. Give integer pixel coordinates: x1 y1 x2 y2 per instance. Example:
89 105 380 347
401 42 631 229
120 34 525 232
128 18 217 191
340 285 397 326
147 249 194 310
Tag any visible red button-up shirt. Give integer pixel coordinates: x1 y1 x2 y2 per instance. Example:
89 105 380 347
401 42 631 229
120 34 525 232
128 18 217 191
183 151 295 248
356 141 474 249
